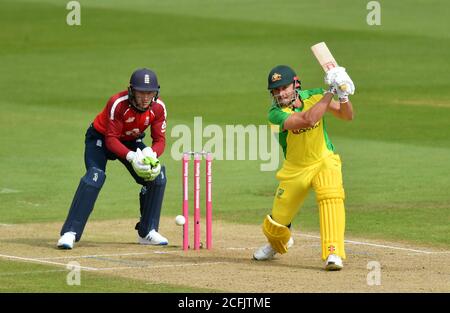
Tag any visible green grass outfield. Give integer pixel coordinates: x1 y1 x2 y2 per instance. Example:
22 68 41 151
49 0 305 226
0 260 214 292
0 0 449 291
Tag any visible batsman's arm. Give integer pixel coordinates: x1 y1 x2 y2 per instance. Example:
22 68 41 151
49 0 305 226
328 98 354 121
283 92 334 130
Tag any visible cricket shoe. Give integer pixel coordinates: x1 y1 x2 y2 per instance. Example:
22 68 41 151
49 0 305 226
138 229 168 245
253 237 294 261
57 231 76 249
325 254 343 271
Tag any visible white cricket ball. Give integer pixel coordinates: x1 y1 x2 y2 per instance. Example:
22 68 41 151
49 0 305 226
175 215 186 226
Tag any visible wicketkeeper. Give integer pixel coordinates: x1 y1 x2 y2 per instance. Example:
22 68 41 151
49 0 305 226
57 68 169 249
253 65 355 270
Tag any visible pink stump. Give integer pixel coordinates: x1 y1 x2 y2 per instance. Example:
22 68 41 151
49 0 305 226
205 153 213 249
182 153 190 251
193 153 201 250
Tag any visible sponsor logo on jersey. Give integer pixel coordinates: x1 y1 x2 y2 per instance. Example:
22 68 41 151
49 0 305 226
292 121 320 134
125 128 140 137
125 116 135 123
144 116 150 126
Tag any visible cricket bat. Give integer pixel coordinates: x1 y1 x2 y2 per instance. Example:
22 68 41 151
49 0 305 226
311 42 347 91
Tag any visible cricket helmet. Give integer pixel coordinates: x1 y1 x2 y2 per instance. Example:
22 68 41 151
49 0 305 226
128 68 160 111
267 65 301 90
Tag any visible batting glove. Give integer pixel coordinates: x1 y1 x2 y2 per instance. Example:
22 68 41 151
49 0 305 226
324 66 346 85
335 83 350 103
326 84 337 95
325 66 355 96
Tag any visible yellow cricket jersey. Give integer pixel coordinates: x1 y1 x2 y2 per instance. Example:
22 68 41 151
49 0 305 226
268 88 335 167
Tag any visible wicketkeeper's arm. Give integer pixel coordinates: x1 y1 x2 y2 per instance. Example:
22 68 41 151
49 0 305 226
149 102 167 157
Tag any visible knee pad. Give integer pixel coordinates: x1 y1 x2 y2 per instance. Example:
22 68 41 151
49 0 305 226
81 167 106 188
262 215 291 254
313 169 345 202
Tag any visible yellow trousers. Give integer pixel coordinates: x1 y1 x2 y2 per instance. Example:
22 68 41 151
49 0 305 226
271 154 346 260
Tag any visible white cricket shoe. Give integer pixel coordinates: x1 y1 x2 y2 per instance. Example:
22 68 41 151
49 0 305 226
253 237 294 261
57 231 76 249
325 254 343 271
138 229 168 245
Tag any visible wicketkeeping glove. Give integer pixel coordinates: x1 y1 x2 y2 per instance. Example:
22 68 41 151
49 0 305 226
143 156 161 181
142 146 157 159
126 148 152 180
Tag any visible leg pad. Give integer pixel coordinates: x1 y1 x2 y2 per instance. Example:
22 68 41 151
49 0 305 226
313 168 346 260
136 166 166 238
60 167 106 241
262 215 291 254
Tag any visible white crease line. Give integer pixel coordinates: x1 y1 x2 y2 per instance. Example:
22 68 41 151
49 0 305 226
36 250 181 260
0 253 228 273
0 253 98 271
0 224 14 227
295 233 448 255
344 240 450 255
0 269 68 276
94 261 229 271
226 247 257 250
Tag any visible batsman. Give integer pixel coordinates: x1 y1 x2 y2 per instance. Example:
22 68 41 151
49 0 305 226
57 68 169 249
253 64 355 270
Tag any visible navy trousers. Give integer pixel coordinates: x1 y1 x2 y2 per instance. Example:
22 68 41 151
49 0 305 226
60 124 166 241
